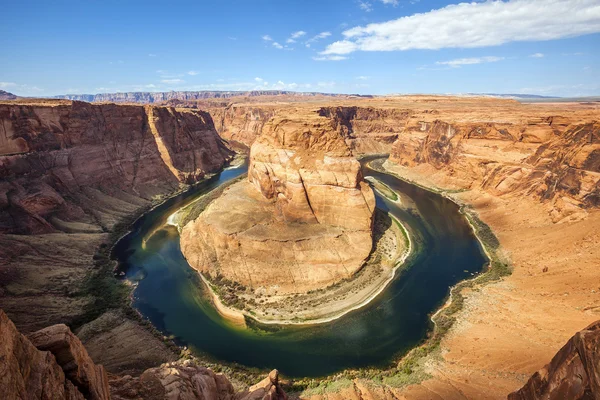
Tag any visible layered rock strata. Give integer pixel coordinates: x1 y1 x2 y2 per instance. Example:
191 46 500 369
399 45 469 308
181 113 375 295
0 310 287 400
0 309 110 400
508 320 600 399
0 99 233 334
390 119 600 222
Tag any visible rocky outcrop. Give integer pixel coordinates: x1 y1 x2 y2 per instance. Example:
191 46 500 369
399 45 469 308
0 309 108 400
318 106 409 154
28 324 111 400
0 90 17 100
390 118 600 222
181 111 375 295
0 100 232 234
1 310 287 400
208 105 276 147
111 363 286 400
508 320 600 400
0 99 233 334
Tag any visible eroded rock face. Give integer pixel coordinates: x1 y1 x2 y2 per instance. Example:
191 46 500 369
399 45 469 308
1 310 287 400
508 320 600 400
0 309 105 400
110 363 287 400
181 112 375 294
28 324 110 400
0 100 233 234
390 119 600 222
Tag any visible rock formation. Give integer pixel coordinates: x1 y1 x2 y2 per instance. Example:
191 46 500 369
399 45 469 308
0 310 287 400
390 118 600 222
508 320 600 400
0 99 233 334
181 112 375 295
0 90 17 100
0 309 110 400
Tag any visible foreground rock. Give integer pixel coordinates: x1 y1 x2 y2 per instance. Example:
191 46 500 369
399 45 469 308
110 362 287 400
1 309 287 400
508 320 600 399
0 309 109 400
181 111 375 297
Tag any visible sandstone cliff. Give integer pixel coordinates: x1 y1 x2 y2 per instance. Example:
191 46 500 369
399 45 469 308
508 320 600 399
181 111 375 296
0 99 233 336
0 309 110 400
390 118 600 222
0 310 287 400
0 100 233 234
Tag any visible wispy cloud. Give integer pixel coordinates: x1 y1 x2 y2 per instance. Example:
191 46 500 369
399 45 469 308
188 71 200 75
313 55 348 61
262 35 273 41
148 53 157 57
529 52 544 58
286 30 307 43
272 42 284 49
436 56 505 67
358 1 373 12
356 76 370 80
0 82 17 88
305 32 331 47
323 0 600 55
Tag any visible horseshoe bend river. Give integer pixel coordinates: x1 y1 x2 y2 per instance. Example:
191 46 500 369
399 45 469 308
113 156 488 377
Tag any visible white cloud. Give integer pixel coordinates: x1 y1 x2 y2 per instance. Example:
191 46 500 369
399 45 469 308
322 0 600 55
188 71 200 75
306 32 332 47
272 42 284 49
436 56 505 67
313 55 348 61
380 0 399 5
254 77 263 82
262 35 273 41
148 53 157 57
290 31 306 39
145 84 156 88
161 79 185 84
356 76 370 80
530 52 544 58
359 1 373 12
0 82 16 88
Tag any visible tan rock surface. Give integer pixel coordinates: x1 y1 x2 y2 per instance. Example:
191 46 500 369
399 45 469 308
181 111 375 295
28 323 110 400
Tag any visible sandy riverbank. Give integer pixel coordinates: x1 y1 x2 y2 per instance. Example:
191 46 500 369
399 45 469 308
377 160 600 400
196 209 412 326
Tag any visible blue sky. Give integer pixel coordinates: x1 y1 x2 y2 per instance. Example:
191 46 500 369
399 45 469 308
1 0 599 97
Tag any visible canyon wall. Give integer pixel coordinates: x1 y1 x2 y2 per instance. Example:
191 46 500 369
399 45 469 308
181 111 375 295
0 100 233 234
0 99 233 335
0 310 287 400
389 118 600 221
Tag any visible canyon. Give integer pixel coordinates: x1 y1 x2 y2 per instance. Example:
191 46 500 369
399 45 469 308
0 94 599 399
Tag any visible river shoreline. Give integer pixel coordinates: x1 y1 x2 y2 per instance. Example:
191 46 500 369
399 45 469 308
113 154 503 385
197 211 413 326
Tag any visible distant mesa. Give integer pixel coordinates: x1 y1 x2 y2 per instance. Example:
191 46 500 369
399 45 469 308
0 90 17 100
54 90 373 104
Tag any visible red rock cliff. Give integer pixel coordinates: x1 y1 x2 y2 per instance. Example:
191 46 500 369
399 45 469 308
0 100 233 234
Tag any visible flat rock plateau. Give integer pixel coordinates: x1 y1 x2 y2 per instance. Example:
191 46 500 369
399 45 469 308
0 93 599 399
